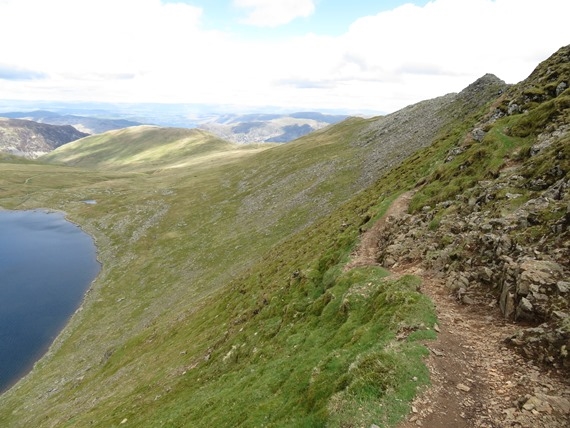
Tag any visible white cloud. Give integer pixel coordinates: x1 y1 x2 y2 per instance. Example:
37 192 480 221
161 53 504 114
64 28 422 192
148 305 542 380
0 0 204 75
233 0 315 27
0 0 568 113
324 0 570 111
265 0 570 112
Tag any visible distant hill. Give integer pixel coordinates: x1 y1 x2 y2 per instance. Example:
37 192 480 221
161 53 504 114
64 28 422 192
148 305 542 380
0 110 143 134
198 111 348 143
41 125 271 171
0 117 88 158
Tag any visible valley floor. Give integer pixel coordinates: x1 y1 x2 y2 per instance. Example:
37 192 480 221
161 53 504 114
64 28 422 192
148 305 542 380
349 192 570 428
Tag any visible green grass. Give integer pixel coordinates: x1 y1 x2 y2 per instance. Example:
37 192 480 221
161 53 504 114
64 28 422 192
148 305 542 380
0 121 440 427
98 270 435 427
408 117 537 213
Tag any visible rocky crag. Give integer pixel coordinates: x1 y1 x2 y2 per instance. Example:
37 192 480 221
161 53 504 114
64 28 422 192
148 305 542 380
376 46 570 369
0 117 88 158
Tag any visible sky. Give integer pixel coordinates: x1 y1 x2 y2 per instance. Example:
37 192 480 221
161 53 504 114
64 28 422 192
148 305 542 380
0 0 568 114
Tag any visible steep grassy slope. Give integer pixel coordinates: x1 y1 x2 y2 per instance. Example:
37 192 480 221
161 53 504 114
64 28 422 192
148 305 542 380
0 71 508 426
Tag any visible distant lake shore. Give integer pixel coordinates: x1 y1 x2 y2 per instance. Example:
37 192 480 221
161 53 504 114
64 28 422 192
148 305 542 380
0 209 100 393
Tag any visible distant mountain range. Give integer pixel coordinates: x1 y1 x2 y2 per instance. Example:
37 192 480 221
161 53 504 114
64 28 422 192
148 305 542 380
198 111 348 143
0 110 142 134
0 110 350 158
0 117 88 158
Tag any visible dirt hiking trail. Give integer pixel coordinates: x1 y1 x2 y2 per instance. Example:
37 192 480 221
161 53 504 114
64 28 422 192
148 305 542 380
347 191 570 428
345 191 415 271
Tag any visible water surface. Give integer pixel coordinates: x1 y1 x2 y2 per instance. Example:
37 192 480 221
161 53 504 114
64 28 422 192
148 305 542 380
0 210 100 392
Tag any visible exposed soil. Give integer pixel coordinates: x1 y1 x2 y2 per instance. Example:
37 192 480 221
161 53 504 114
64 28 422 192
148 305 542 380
397 268 570 428
348 192 570 428
345 191 415 271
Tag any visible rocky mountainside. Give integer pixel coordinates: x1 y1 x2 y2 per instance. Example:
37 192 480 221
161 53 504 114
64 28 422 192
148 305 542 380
376 45 570 368
198 111 348 143
352 73 508 189
0 118 88 158
0 110 142 135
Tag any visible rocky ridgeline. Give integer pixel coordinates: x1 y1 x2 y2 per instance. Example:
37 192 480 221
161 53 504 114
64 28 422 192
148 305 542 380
353 73 508 189
377 46 570 369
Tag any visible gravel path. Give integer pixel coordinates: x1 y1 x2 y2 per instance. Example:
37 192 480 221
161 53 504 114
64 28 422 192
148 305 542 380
347 192 570 427
397 269 570 428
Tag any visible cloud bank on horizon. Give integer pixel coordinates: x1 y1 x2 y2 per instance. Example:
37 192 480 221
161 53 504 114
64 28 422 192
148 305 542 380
0 0 568 114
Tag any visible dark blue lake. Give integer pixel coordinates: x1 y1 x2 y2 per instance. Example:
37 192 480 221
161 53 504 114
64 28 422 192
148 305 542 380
0 210 100 393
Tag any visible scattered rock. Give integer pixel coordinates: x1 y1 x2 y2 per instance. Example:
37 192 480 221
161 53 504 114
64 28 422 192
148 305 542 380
540 394 570 414
558 281 570 293
471 127 486 142
516 297 534 321
456 383 471 392
508 101 521 115
430 348 445 357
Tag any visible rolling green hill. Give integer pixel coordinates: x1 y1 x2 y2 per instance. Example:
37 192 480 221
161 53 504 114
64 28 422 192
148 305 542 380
41 126 272 172
0 46 568 427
